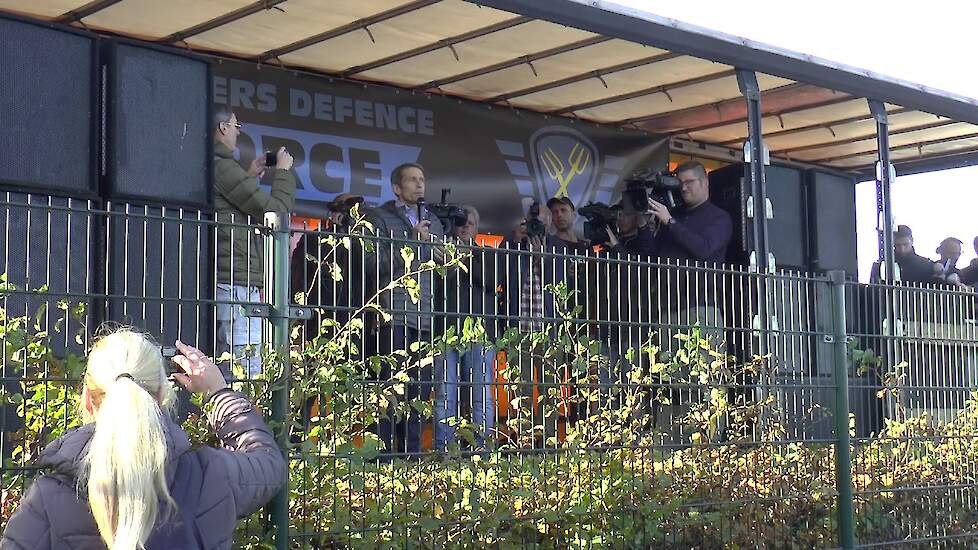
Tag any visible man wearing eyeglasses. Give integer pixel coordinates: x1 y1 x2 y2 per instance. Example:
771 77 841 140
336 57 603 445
213 108 296 379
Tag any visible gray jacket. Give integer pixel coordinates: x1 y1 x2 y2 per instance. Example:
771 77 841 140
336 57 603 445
365 201 445 332
0 390 284 550
214 142 297 287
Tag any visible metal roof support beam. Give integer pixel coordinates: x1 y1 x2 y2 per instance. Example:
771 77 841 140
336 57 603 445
869 99 897 288
56 0 122 23
484 51 683 103
258 0 440 63
735 69 771 376
161 0 289 44
417 35 611 90
550 69 735 115
736 69 770 275
342 16 532 77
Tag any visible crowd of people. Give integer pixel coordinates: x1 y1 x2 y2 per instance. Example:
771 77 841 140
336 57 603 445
210 109 740 455
870 225 978 288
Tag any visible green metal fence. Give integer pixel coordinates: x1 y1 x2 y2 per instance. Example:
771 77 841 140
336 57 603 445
1 196 977 548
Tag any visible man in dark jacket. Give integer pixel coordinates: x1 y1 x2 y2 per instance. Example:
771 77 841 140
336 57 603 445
869 225 939 285
364 163 445 457
213 108 296 379
650 160 732 347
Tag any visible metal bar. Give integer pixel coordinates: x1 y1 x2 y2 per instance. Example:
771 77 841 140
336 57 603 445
342 16 532 78
550 69 736 115
869 99 896 284
829 272 856 549
773 119 958 155
483 51 683 103
417 35 610 90
639 90 851 133
161 0 289 44
55 0 122 23
264 212 291 549
258 0 441 62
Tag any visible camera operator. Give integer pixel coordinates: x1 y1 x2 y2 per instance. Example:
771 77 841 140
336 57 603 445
434 205 497 450
290 194 364 331
603 200 657 258
213 108 296 379
650 161 732 264
364 163 445 457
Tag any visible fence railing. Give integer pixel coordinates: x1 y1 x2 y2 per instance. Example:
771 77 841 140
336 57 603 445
1 196 977 548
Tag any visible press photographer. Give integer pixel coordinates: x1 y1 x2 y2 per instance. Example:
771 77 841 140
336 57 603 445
579 200 657 257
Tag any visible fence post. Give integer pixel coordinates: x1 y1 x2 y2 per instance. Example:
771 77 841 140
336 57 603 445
264 212 291 550
828 270 856 549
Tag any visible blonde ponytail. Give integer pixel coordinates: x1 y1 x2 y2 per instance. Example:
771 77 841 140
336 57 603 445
80 329 177 549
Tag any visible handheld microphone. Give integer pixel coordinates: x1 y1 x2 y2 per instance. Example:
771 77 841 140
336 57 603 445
417 198 429 222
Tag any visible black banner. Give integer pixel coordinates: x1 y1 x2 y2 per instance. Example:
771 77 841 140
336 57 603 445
212 60 668 233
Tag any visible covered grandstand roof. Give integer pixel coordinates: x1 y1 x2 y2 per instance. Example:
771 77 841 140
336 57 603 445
4 0 976 177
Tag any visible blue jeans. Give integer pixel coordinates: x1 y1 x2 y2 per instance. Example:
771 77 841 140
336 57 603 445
435 345 496 449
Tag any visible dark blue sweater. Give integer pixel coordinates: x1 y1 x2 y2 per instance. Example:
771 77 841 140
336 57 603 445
656 201 733 264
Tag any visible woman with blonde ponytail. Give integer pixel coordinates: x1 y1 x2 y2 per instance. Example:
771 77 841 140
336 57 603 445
2 329 284 550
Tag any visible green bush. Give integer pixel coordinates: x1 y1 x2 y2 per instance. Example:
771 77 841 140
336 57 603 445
3 228 978 548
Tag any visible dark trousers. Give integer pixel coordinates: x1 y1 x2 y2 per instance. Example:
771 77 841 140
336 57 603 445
372 325 432 458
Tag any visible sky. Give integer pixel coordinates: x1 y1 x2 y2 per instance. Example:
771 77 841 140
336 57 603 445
613 0 978 280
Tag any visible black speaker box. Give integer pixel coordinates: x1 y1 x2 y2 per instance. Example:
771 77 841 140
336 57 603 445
103 203 213 352
0 191 98 441
806 170 858 277
708 163 808 271
0 15 97 196
103 41 212 208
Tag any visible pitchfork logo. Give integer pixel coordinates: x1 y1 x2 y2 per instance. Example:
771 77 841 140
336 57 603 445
496 126 625 212
529 128 598 206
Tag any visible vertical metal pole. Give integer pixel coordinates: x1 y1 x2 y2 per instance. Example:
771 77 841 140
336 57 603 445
737 69 771 419
737 69 770 275
829 270 856 549
264 212 291 550
869 100 896 282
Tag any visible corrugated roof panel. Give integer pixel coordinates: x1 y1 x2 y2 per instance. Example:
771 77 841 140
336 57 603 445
508 55 727 114
187 0 405 57
0 0 85 18
357 20 596 88
279 1 516 75
440 38 660 99
83 0 253 40
795 122 978 163
574 73 792 124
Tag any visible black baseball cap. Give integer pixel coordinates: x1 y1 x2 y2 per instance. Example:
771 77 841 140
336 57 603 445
546 196 575 210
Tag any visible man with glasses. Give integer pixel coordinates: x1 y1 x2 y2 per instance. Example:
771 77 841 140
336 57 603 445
648 161 732 438
213 108 296 379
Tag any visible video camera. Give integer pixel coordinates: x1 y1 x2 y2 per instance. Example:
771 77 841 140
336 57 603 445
578 202 620 246
525 200 547 240
419 189 468 231
623 169 684 214
326 195 364 228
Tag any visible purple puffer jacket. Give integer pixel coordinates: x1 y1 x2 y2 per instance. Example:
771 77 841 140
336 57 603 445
0 389 285 549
